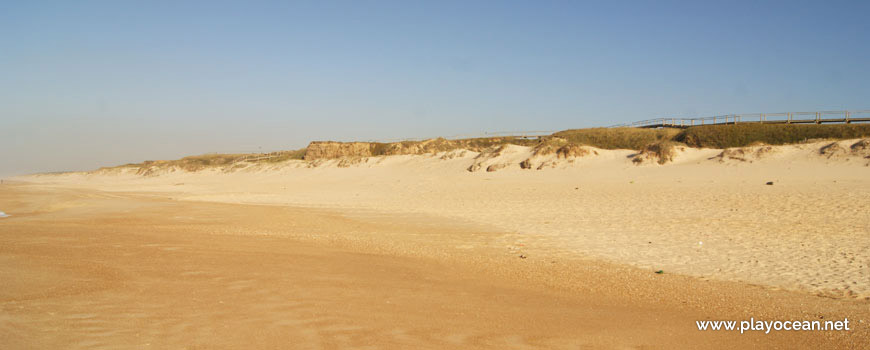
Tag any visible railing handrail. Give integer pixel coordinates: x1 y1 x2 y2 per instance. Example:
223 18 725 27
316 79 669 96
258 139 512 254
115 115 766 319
609 109 870 128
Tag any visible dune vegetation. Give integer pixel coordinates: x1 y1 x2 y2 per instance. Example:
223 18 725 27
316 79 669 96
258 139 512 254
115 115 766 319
672 123 870 148
366 137 540 156
106 149 307 173
98 123 870 172
550 127 682 150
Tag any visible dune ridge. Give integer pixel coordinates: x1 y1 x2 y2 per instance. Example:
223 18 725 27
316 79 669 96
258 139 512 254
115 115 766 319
42 137 870 177
15 139 870 301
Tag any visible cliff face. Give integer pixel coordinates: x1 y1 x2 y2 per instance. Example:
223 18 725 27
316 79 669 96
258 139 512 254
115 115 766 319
304 137 539 160
303 142 375 160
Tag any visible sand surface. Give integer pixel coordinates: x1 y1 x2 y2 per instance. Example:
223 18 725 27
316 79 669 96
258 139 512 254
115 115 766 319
0 184 868 349
17 139 870 299
4 139 870 348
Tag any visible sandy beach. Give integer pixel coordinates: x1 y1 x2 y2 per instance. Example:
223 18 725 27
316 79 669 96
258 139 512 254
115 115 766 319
2 139 869 348
18 139 870 299
8 0 870 347
0 183 867 349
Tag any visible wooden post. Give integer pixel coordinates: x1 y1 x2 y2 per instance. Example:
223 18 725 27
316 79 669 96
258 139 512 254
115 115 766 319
787 113 791 124
846 111 851 124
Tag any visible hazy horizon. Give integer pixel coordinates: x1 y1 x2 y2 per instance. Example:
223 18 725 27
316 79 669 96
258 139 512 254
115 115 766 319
3 1 869 177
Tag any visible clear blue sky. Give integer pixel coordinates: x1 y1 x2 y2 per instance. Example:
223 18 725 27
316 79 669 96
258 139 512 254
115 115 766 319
2 1 868 176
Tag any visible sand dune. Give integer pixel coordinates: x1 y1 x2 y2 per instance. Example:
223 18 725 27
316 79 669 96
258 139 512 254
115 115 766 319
15 139 870 301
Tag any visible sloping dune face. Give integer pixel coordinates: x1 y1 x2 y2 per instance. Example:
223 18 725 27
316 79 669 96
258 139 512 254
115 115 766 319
15 139 870 302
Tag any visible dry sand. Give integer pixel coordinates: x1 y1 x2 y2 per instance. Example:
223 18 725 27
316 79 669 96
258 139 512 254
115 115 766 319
19 139 870 298
3 139 870 348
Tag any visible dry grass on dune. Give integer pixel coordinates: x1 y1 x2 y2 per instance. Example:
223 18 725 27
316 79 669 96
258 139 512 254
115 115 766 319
89 124 870 173
304 137 540 160
530 137 568 156
851 139 870 152
674 123 870 148
551 124 870 152
711 143 777 163
550 127 682 150
104 149 307 174
368 137 540 156
306 128 697 161
530 138 591 158
550 124 870 151
631 140 685 165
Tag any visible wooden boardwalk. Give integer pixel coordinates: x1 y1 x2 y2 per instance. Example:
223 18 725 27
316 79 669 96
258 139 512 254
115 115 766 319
611 110 870 128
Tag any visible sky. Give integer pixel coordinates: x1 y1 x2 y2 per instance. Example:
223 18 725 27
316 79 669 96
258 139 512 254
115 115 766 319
2 1 869 176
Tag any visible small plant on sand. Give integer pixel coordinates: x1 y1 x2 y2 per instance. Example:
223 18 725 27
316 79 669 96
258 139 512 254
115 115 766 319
632 140 684 165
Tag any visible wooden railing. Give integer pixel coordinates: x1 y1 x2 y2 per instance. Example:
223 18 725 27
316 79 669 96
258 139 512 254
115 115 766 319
610 110 870 128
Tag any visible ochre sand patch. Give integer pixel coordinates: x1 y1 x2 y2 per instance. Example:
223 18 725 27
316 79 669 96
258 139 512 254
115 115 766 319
0 184 867 349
